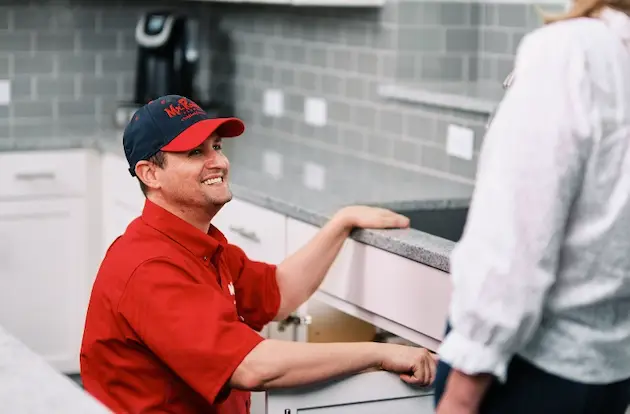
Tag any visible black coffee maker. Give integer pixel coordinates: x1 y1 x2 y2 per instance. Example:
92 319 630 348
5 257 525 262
114 11 236 128
133 11 198 105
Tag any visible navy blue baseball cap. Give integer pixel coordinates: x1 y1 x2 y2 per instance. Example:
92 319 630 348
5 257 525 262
123 95 245 176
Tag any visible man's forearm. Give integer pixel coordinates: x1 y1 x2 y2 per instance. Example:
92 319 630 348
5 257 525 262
442 369 493 409
273 212 351 320
230 339 384 391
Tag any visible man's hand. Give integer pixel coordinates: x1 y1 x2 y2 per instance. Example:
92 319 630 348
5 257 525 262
334 206 410 230
378 344 437 386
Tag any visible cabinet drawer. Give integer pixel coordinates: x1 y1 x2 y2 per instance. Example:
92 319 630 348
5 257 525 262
267 370 434 414
287 218 452 350
0 150 90 199
211 198 286 264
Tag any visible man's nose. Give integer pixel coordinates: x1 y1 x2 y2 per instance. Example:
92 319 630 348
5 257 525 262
204 151 228 169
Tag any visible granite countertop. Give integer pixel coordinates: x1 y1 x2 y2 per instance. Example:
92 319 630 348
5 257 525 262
378 81 505 114
1 129 475 272
0 325 112 413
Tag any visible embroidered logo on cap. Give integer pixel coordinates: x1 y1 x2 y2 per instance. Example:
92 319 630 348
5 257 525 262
163 98 206 121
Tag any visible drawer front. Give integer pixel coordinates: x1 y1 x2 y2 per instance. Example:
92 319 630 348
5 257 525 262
0 150 90 199
267 370 434 414
287 218 452 343
211 198 287 264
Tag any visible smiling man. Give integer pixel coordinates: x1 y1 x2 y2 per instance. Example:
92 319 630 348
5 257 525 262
80 95 437 414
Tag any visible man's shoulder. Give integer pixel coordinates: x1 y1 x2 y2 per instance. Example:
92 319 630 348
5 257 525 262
92 223 188 296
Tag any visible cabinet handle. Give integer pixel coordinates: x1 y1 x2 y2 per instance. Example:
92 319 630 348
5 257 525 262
228 225 260 243
277 313 312 332
14 172 56 181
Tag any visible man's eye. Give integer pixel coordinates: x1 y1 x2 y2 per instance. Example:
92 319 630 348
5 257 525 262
188 149 202 156
213 144 222 151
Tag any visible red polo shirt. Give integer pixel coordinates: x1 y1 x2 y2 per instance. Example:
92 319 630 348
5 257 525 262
80 199 281 414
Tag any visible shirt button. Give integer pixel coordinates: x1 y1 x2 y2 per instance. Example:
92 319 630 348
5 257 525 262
203 256 208 261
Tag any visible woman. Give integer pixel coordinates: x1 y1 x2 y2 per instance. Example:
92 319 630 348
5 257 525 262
434 1 630 413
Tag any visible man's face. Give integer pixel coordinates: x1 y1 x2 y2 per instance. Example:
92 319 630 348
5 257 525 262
157 134 232 212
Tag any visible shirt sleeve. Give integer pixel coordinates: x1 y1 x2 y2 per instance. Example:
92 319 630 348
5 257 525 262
437 27 593 383
117 257 265 404
224 244 281 332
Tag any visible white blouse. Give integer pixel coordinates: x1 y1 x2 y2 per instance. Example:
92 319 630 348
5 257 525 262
438 8 630 384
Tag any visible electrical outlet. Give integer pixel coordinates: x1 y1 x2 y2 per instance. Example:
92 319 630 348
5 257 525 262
263 89 284 117
303 162 326 191
0 80 10 106
446 124 474 160
304 97 327 127
262 151 283 179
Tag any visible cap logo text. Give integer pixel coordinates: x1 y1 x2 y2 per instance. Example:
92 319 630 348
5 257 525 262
164 98 205 121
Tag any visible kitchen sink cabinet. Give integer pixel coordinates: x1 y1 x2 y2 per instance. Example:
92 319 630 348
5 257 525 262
286 217 451 352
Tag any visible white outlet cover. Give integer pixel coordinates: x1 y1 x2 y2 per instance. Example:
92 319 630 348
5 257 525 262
304 97 327 127
263 89 284 118
262 151 283 179
0 80 10 106
446 124 474 161
303 162 326 191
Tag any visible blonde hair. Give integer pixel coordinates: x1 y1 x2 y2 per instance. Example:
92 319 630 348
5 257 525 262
537 0 630 24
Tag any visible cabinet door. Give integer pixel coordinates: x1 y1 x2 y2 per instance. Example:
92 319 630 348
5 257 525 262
0 199 88 374
101 154 145 252
211 198 286 264
267 370 434 413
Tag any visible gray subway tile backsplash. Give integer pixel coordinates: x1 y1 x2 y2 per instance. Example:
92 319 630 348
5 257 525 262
0 57 9 77
1 0 553 183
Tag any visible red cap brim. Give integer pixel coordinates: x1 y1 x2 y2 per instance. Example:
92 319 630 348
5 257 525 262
161 117 245 152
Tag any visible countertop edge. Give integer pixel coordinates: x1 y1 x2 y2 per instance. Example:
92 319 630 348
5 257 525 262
378 83 497 115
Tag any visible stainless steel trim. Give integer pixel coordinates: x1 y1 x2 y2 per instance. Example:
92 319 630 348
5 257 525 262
14 172 56 181
228 225 261 243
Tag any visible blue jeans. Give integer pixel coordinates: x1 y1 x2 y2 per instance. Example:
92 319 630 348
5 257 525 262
433 322 630 414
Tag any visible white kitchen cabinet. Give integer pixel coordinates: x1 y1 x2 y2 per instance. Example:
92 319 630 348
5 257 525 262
101 153 145 255
267 370 434 413
286 217 452 352
0 200 88 374
0 150 101 374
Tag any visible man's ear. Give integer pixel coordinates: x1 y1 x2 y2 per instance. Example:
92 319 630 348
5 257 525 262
135 161 161 191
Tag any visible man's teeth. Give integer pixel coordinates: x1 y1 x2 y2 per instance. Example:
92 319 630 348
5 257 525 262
203 177 223 185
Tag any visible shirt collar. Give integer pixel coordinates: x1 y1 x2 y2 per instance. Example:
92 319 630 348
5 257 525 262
599 7 630 41
141 198 228 261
